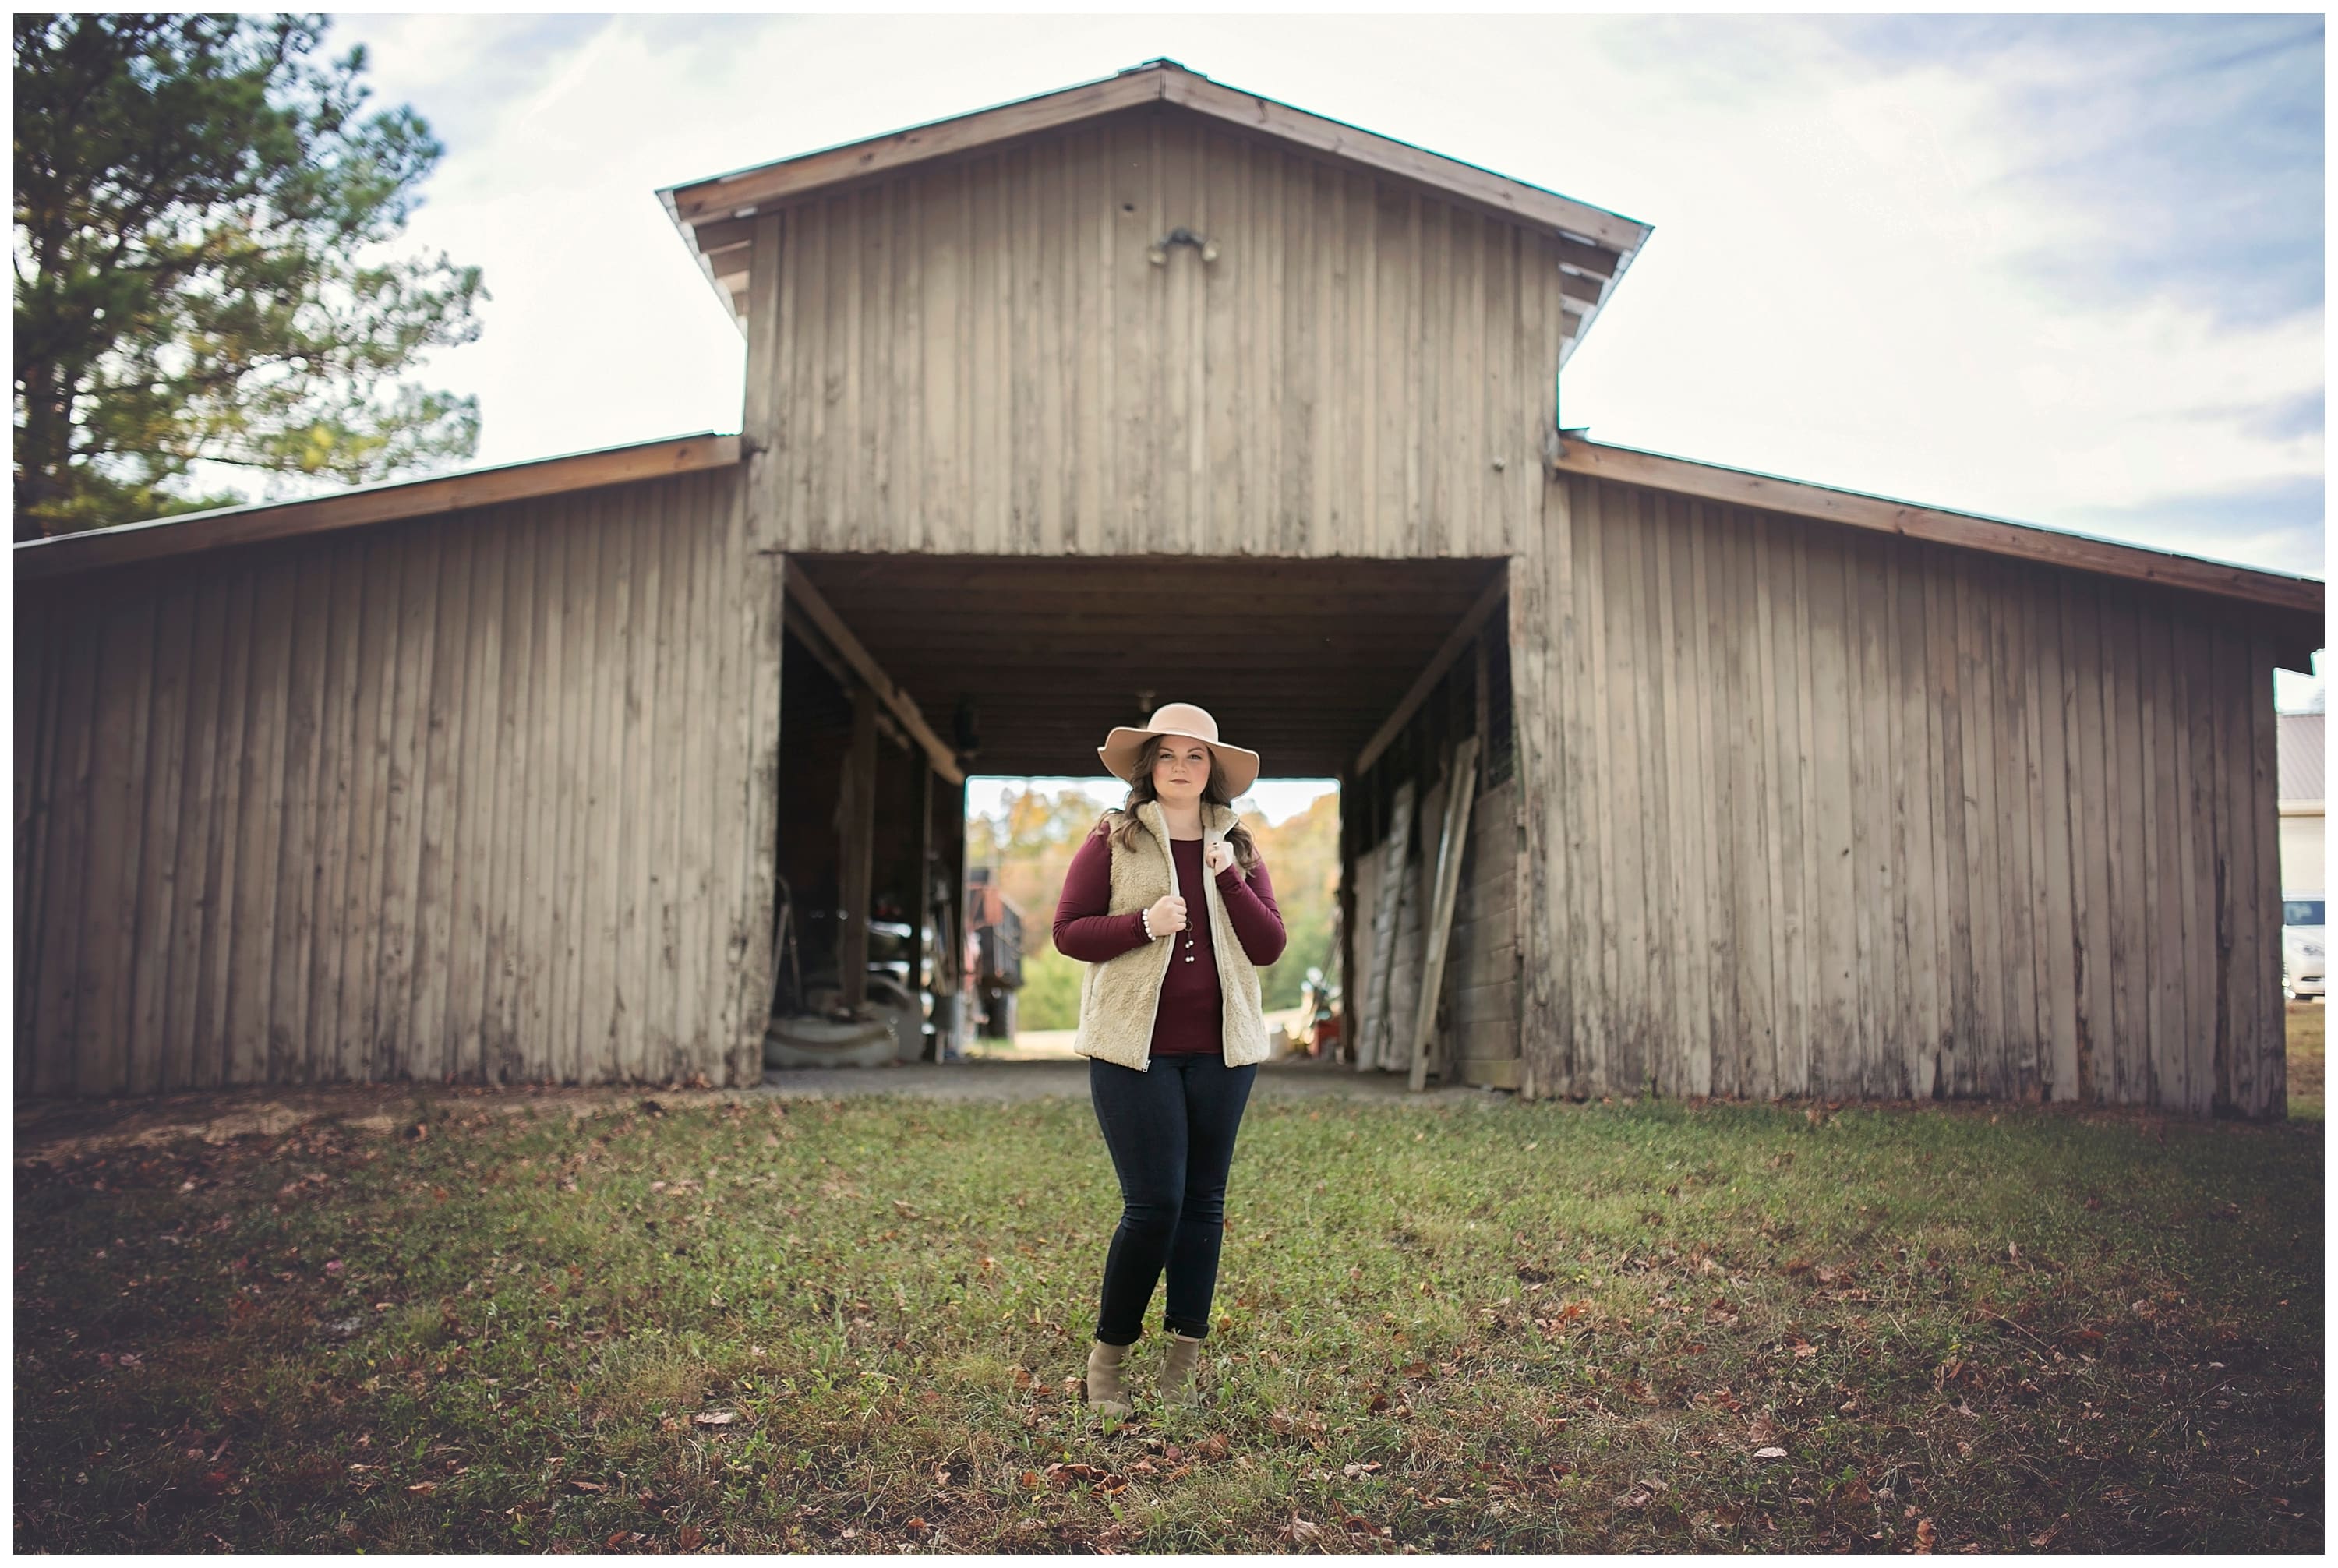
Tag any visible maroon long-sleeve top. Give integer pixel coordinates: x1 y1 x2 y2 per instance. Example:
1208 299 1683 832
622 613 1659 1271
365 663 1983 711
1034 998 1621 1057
1052 826 1287 1056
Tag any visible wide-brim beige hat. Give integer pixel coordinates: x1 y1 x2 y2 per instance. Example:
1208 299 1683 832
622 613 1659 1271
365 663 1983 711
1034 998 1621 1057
1098 701 1261 796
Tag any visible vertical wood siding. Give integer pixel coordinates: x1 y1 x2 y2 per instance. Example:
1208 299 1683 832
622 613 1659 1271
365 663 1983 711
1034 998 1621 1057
752 105 1566 560
14 468 772 1096
1447 775 1522 1087
1523 475 2289 1115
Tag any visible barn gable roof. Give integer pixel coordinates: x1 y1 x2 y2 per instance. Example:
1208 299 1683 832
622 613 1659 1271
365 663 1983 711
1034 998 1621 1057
657 58 1651 362
1549 433 2324 668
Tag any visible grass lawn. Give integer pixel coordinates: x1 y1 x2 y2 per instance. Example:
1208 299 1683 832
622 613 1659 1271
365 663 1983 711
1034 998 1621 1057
2288 1001 2324 1121
15 1082 2322 1553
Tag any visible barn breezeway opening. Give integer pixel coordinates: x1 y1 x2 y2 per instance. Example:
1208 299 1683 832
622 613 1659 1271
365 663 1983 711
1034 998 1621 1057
764 552 1524 1089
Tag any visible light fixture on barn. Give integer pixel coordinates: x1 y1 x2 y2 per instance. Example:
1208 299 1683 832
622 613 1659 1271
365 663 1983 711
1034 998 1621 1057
1147 227 1218 266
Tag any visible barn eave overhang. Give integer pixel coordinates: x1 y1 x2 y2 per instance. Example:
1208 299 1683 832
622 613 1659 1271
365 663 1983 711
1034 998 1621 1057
14 432 743 581
1551 435 2325 666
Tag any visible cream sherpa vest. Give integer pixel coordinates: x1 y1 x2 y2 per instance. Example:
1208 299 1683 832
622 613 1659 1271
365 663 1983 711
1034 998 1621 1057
1071 798 1271 1072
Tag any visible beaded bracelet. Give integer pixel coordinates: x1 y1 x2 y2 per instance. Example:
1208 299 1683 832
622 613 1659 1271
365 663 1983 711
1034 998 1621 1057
1140 906 1156 940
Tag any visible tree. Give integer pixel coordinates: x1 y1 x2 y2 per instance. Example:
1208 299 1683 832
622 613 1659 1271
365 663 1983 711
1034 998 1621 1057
13 13 486 539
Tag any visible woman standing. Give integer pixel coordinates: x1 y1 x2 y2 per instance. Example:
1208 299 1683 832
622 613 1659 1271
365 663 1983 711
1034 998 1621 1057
1051 702 1287 1420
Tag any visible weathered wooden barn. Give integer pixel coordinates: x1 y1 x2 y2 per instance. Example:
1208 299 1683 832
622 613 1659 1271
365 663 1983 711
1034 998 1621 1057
15 60 2323 1114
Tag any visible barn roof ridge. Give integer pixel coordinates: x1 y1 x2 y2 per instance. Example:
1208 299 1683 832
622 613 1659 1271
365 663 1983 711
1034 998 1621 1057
655 58 1652 358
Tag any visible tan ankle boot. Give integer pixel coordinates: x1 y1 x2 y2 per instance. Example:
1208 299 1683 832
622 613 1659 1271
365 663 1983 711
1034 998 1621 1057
1085 1339 1132 1419
1159 1330 1206 1406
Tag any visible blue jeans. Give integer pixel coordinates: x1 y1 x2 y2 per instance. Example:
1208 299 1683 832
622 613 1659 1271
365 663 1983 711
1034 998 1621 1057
1087 1052 1259 1345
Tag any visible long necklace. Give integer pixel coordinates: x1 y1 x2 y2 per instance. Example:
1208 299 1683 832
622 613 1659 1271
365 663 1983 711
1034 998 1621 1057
1182 840 1199 961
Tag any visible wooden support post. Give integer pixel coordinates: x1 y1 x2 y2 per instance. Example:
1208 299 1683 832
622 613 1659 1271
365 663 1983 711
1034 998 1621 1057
1411 736 1480 1092
839 685 878 1012
733 209 787 1089
1358 779 1416 1072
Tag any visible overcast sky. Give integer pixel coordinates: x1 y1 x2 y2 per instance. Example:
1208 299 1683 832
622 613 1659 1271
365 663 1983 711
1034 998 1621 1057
251 12 2324 811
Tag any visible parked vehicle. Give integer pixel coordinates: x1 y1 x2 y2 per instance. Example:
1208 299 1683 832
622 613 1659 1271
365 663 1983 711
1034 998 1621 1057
2283 893 2325 1001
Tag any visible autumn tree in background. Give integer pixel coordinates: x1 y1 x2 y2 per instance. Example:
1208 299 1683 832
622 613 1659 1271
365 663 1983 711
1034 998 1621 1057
968 784 1342 1032
13 13 486 539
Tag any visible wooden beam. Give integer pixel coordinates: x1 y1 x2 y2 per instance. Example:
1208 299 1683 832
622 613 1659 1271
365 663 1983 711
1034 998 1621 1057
1551 437 2326 619
1411 735 1481 1091
1558 270 1605 305
780 600 854 688
16 434 742 580
1354 571 1509 775
668 69 1165 223
1157 69 1648 253
701 238 752 269
784 568 968 785
692 215 759 253
1556 236 1621 278
1358 779 1417 1073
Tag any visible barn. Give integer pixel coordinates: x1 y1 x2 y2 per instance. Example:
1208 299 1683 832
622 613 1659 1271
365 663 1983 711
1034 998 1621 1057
15 60 2322 1116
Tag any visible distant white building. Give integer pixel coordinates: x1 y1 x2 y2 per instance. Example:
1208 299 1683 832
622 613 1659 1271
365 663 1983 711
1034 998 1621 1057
2278 702 2325 893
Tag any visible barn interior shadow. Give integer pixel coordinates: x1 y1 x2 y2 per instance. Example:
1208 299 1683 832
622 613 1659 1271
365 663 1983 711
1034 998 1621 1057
764 551 1524 1090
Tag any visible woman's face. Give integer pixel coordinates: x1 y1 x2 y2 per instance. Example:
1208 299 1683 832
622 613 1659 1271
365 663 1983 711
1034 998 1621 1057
1150 737 1213 807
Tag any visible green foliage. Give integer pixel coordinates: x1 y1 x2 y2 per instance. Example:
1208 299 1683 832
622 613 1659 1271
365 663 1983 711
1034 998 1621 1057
1014 943 1085 1032
13 13 486 537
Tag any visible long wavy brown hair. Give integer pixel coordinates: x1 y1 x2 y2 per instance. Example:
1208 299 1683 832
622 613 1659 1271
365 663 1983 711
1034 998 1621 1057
1094 733 1262 874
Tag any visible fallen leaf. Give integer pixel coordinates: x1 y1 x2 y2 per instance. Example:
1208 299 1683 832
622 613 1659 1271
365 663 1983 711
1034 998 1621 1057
1915 1517 1937 1552
1754 1446 1787 1460
406 1481 437 1496
691 1411 739 1427
676 1524 704 1550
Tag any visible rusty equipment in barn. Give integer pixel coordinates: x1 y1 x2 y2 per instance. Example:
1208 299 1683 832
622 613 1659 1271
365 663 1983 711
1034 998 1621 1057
965 867 1024 1040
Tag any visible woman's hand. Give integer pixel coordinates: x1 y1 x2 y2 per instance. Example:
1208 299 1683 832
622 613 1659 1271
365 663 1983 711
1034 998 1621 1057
1204 840 1239 878
1146 894 1188 937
